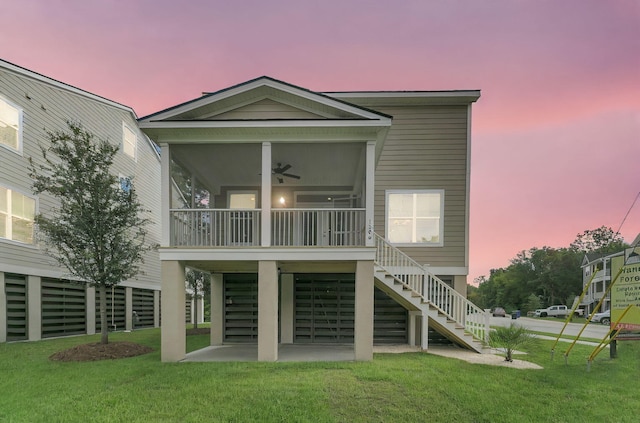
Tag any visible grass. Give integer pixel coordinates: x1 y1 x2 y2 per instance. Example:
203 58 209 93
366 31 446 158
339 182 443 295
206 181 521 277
1 329 639 422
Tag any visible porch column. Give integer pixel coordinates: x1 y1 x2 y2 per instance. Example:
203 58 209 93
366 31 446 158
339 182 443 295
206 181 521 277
161 260 186 362
420 312 429 350
27 276 41 341
160 143 171 246
153 290 160 328
355 260 374 360
261 142 272 247
280 273 294 344
0 272 6 343
408 310 420 346
210 273 223 345
453 275 467 297
86 285 96 335
365 141 376 246
258 260 278 361
125 287 133 331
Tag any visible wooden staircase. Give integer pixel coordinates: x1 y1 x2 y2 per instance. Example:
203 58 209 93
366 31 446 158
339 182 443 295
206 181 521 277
373 234 489 353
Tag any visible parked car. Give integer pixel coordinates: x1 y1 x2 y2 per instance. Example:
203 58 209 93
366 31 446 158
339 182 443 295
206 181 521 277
492 307 506 317
590 310 611 325
538 305 569 318
533 309 544 317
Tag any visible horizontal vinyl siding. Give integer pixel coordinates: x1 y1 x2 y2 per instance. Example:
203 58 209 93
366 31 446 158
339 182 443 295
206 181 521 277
0 67 161 290
373 105 469 268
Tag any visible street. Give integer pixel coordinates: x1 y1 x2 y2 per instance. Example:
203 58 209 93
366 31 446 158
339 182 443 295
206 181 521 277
490 316 611 341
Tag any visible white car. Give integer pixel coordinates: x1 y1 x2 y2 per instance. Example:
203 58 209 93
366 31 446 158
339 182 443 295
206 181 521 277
533 309 544 317
590 310 611 325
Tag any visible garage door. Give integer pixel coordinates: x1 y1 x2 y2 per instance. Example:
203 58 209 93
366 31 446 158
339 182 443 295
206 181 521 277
294 274 355 343
223 274 258 342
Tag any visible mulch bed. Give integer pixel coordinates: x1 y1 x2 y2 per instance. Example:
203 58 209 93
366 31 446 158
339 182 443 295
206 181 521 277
187 328 210 336
49 341 153 362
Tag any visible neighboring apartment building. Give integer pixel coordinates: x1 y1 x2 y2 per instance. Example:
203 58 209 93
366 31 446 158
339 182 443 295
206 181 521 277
138 77 487 362
581 234 640 316
581 253 614 315
0 59 161 343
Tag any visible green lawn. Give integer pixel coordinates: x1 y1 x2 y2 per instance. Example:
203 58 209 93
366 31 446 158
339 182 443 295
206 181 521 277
0 329 638 422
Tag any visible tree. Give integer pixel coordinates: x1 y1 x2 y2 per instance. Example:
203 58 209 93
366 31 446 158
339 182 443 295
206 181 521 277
185 269 211 329
488 324 537 362
570 226 627 254
29 122 153 344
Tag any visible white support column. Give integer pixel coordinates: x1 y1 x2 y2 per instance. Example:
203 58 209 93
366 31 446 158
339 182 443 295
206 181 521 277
355 260 374 361
365 141 376 247
408 311 420 346
261 142 272 247
210 273 223 345
258 260 278 361
27 275 42 341
153 290 160 328
125 287 133 331
420 312 429 350
280 273 294 344
454 275 467 297
160 143 171 246
484 309 491 344
161 260 186 362
0 272 6 343
86 285 96 335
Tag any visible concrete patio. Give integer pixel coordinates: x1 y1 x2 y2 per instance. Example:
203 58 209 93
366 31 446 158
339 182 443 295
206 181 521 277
182 344 358 362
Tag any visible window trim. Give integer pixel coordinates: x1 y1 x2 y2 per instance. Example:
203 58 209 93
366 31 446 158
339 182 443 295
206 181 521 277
385 189 444 247
0 95 24 155
122 122 137 161
0 184 38 246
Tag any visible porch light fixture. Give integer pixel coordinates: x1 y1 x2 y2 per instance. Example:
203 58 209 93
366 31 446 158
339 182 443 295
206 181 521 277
279 196 286 206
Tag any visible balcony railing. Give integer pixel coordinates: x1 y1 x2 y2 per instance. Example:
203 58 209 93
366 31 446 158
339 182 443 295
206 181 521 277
169 208 365 247
170 209 261 247
272 208 365 247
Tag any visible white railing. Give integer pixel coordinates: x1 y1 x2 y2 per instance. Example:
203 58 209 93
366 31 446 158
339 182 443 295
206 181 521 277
271 208 365 247
170 209 260 247
374 233 488 342
169 208 365 248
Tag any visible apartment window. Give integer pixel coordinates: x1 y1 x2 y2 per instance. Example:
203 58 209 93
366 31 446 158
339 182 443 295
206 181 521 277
122 124 137 159
386 190 444 245
0 186 36 244
119 176 132 194
0 97 22 152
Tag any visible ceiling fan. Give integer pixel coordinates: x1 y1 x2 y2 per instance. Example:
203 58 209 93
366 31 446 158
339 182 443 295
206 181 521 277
273 163 300 184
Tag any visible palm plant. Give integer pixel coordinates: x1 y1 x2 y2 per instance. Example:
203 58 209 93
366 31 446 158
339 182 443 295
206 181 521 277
488 324 537 362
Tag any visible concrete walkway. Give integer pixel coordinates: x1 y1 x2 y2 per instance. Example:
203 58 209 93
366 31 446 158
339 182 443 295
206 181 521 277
182 344 356 362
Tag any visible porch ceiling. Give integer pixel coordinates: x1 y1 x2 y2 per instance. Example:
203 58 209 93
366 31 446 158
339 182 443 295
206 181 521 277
171 142 365 189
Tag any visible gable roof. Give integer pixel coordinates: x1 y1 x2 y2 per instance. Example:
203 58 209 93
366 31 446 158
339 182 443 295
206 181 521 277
138 76 392 123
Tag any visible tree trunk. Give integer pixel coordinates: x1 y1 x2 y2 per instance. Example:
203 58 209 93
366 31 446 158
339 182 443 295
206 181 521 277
100 285 109 344
193 288 198 330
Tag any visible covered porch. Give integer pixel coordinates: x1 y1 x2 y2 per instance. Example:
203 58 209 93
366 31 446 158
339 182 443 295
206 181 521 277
160 257 376 362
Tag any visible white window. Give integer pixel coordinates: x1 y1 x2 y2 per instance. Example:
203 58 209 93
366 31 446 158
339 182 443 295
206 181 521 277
0 186 36 244
386 190 444 246
228 192 257 209
122 123 137 159
0 96 22 153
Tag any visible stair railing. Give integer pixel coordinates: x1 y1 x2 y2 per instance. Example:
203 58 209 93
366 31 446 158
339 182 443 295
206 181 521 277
374 233 488 342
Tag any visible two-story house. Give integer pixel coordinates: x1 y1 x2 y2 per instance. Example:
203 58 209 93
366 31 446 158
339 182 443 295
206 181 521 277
139 77 487 362
0 59 162 343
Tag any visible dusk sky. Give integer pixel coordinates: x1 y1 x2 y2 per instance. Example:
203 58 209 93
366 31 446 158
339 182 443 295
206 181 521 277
2 0 638 282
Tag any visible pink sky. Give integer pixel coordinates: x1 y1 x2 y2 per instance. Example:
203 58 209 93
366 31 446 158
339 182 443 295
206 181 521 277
2 0 639 282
